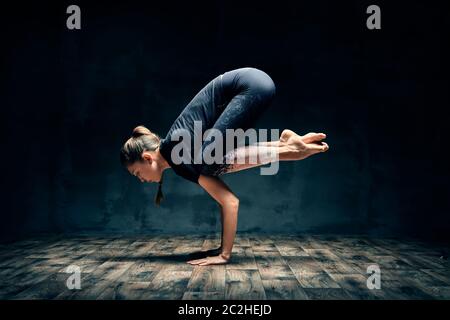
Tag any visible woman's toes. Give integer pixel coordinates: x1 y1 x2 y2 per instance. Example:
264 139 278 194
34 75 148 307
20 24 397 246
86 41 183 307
307 141 329 154
302 132 325 144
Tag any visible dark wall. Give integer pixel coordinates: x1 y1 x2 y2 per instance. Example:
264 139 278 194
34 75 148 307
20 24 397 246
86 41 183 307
1 0 449 242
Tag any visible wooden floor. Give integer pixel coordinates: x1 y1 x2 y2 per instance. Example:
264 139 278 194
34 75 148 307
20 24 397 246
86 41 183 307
0 234 449 300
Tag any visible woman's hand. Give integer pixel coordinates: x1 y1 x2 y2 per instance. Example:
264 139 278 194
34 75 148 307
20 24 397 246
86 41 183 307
187 254 230 266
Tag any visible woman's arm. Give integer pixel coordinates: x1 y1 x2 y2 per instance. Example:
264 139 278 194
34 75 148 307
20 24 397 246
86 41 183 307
186 175 239 266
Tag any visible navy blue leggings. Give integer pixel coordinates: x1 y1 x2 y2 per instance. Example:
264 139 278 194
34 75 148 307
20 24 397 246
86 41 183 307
197 67 276 175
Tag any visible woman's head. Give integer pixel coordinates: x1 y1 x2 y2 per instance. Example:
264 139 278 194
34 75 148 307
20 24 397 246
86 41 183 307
120 125 165 205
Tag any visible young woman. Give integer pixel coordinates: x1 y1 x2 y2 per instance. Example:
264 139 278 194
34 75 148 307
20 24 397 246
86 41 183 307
120 67 329 266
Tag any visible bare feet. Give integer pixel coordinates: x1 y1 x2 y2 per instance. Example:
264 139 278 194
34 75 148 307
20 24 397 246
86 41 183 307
280 129 329 160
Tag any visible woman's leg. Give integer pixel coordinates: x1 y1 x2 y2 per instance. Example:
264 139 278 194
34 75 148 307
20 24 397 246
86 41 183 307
200 68 277 176
222 129 329 174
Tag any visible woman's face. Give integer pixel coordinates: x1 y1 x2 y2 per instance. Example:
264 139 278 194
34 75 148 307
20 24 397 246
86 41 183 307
127 152 161 183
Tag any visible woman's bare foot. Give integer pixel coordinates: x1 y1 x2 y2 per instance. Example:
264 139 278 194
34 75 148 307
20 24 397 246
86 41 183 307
280 129 329 160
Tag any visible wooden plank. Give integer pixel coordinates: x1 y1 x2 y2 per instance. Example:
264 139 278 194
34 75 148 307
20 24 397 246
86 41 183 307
11 272 68 300
305 249 362 274
143 269 192 299
318 261 360 275
182 291 225 300
415 286 450 300
186 265 226 292
96 282 151 300
226 246 258 270
262 279 308 300
96 261 134 281
284 256 325 274
386 270 448 288
173 240 205 255
381 285 435 300
328 273 388 299
402 253 449 269
294 272 341 289
201 238 222 250
225 269 266 300
58 261 134 299
304 249 343 262
275 239 309 257
252 241 279 252
302 288 353 300
146 238 179 256
114 240 157 259
56 259 103 274
234 235 251 247
420 269 450 285
366 255 415 270
5 266 53 288
248 236 274 246
117 262 160 283
297 239 329 250
257 264 297 281
254 251 289 267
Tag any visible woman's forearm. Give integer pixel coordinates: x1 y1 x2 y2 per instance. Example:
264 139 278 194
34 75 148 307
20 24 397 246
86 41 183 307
220 200 239 260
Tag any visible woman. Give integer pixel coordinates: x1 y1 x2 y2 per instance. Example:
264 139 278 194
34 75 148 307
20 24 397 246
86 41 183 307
120 67 329 266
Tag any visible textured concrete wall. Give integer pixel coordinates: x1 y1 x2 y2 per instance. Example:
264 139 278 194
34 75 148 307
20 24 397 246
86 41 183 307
1 1 449 242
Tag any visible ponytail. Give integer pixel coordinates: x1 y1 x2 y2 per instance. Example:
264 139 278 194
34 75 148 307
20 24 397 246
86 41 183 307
155 172 164 206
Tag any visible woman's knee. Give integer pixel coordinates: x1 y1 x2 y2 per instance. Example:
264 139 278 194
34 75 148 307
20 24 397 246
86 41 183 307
245 67 276 99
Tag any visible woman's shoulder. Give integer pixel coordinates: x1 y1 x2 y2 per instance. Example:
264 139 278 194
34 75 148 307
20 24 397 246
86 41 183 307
159 137 201 185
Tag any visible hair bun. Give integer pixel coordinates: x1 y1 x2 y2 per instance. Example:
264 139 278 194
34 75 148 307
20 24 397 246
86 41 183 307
132 125 152 138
